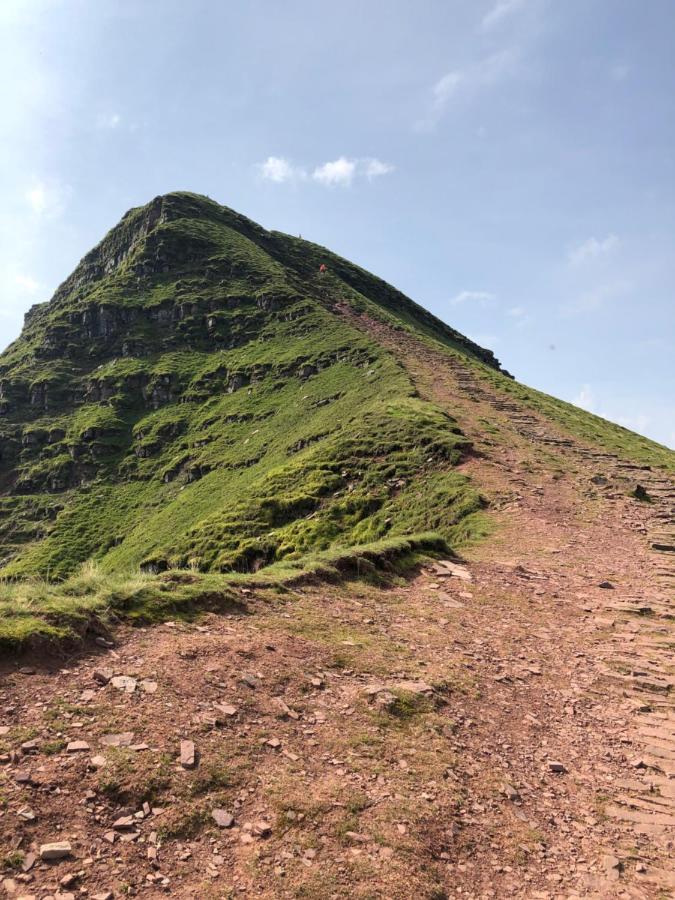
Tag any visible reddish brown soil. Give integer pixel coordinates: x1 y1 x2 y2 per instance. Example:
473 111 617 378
1 320 673 899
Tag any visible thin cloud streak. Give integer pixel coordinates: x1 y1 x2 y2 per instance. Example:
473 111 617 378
450 290 497 306
481 0 528 31
258 156 394 187
568 234 619 266
416 49 520 131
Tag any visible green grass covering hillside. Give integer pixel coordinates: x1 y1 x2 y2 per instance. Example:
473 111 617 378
1 191 669 650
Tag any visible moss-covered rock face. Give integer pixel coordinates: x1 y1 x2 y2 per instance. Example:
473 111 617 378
0 192 494 579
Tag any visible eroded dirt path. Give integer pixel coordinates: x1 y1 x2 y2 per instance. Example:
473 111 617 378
0 321 673 899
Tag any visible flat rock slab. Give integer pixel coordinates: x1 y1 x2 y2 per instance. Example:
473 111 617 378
40 841 72 861
100 732 134 747
111 676 137 693
434 561 473 581
393 681 434 695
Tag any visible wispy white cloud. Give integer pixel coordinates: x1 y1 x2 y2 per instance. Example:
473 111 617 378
14 273 40 293
433 71 464 109
24 179 70 218
416 49 519 131
25 183 47 214
507 305 526 317
568 234 619 266
481 0 528 31
312 156 357 186
451 290 497 306
258 156 394 187
362 157 395 179
258 156 303 183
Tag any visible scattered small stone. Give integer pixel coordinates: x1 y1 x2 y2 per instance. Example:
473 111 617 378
18 667 36 675
112 815 135 831
252 820 272 837
92 893 114 900
180 739 196 769
89 755 107 769
214 703 237 718
39 841 72 861
501 783 521 801
20 740 38 754
93 668 113 685
266 737 281 750
364 684 386 697
140 679 158 694
95 636 115 648
17 806 36 822
274 699 299 720
111 675 137 693
345 831 370 843
602 854 622 881
21 853 36 873
66 740 90 753
211 809 235 828
240 674 261 689
598 581 614 589
548 761 567 774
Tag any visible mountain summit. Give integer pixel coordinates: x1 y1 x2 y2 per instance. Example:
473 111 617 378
0 191 670 585
0 191 509 580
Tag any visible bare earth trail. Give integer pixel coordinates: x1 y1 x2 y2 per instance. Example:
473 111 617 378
1 320 674 899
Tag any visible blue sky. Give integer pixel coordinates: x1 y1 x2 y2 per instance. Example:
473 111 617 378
1 0 673 446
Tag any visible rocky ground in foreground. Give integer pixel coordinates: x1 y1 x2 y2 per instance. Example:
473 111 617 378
1 326 673 900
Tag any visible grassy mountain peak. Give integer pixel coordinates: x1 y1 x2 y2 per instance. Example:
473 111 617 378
0 192 498 585
1 192 672 647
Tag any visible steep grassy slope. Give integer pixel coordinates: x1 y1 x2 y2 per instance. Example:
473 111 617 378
1 192 671 648
0 193 495 588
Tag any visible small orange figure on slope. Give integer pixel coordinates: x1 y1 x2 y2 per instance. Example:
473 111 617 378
319 264 327 275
